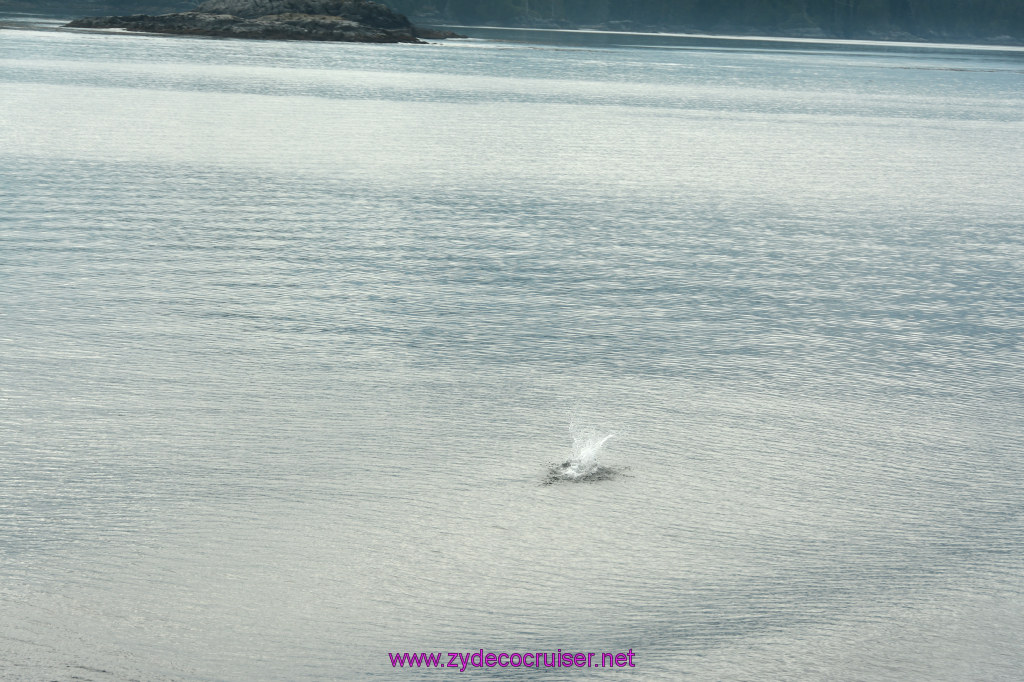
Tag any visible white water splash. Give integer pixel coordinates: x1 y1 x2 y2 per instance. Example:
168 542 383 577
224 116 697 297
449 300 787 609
554 424 615 481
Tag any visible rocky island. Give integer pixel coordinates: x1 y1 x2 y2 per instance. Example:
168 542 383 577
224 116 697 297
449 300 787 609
65 0 463 43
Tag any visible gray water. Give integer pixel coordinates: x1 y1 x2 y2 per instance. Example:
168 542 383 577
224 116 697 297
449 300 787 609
2 18 1023 681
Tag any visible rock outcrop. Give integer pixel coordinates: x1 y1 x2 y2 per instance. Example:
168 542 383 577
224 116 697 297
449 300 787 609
66 0 463 43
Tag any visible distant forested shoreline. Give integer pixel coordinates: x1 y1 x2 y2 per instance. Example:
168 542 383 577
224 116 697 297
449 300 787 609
398 0 1024 43
5 0 1023 43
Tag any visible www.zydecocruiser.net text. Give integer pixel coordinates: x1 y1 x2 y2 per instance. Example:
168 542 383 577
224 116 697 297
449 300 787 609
389 649 637 671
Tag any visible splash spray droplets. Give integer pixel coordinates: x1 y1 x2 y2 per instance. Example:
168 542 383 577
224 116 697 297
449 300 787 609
546 421 620 484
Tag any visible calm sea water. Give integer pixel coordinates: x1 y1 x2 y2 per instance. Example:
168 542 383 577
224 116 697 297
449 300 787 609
1 17 1023 681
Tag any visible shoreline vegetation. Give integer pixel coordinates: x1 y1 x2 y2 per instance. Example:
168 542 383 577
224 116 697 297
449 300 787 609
2 0 1021 45
60 0 464 43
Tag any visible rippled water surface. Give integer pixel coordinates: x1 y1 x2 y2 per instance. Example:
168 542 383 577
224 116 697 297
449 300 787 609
2 18 1023 681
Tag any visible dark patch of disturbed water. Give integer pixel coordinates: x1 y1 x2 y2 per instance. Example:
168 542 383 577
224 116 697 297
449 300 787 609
544 463 628 485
